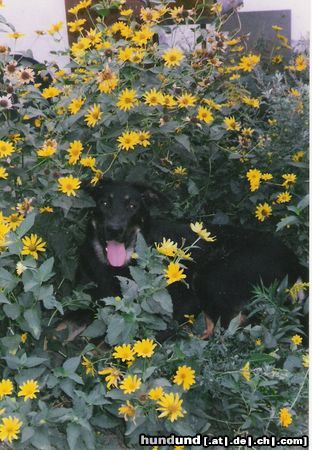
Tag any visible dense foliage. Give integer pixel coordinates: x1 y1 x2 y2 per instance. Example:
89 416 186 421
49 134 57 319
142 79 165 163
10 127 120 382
0 0 309 448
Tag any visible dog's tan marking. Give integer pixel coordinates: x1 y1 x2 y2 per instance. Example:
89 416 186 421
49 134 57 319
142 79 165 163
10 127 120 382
124 194 129 200
239 312 246 326
201 314 215 339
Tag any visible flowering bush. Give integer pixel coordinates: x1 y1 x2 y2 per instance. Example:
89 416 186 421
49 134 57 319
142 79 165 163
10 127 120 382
0 0 309 448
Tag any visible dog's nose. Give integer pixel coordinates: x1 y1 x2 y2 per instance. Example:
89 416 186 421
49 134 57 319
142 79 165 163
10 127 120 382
106 225 123 239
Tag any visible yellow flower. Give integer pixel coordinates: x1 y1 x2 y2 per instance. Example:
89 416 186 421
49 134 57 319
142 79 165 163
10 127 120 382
156 238 178 257
255 339 262 346
196 107 214 124
0 416 23 443
120 8 133 16
71 38 91 57
42 86 61 99
21 234 46 260
118 401 136 421
255 203 272 222
58 175 81 196
268 118 277 126
68 97 84 114
224 116 241 131
0 167 8 179
112 344 135 362
261 173 273 181
116 88 138 111
17 379 39 401
0 141 15 158
98 367 122 389
148 386 164 401
39 206 54 213
16 262 26 276
132 26 154 46
272 55 283 64
241 362 251 381
144 89 163 106
0 380 13 399
137 131 151 147
140 8 161 24
68 19 86 33
287 281 309 301
282 173 297 188
246 169 262 192
7 32 25 39
294 54 307 71
177 93 197 108
80 156 96 169
4 213 24 231
120 375 142 394
279 407 292 427
21 333 28 343
292 150 305 162
173 365 195 390
238 54 260 72
37 145 56 157
48 21 63 35
289 88 300 97
190 222 216 242
170 6 184 23
272 25 283 31
84 104 102 127
82 356 95 376
68 140 83 165
133 339 156 358
184 314 195 324
117 131 140 151
276 191 292 204
242 96 260 108
302 354 309 368
162 48 184 68
291 334 302 346
161 94 177 108
157 392 185 422
174 166 187 176
164 262 186 285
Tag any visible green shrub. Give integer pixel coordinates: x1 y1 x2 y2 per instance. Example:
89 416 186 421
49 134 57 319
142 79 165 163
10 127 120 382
0 1 308 448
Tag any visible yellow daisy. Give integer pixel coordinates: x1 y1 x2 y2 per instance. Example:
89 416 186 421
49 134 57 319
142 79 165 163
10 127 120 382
148 386 164 401
196 106 214 124
190 222 216 242
117 131 140 151
0 379 13 399
133 339 156 358
255 203 272 222
98 367 122 389
118 401 136 421
119 375 142 394
112 344 135 362
279 407 292 427
58 175 81 196
116 88 138 111
84 104 102 127
224 116 241 131
17 379 39 401
21 234 46 260
0 416 23 443
68 97 84 114
157 392 185 422
0 141 15 158
276 191 292 204
162 48 184 68
156 238 178 257
144 88 163 106
173 365 196 390
291 334 302 346
41 86 61 99
177 93 197 108
240 362 251 381
164 262 186 285
68 140 83 165
81 356 96 376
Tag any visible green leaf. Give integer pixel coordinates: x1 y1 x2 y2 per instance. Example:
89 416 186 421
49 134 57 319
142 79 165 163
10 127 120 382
67 423 81 450
63 356 81 373
0 268 18 291
24 307 41 339
82 320 106 338
3 303 20 319
38 257 55 281
276 215 299 231
21 426 35 443
175 134 191 151
16 212 36 238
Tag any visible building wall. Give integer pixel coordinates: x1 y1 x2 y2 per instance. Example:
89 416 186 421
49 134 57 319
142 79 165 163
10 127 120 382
0 0 309 66
1 0 69 66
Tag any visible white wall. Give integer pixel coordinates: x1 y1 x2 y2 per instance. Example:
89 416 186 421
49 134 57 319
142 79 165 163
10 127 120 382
0 0 69 67
240 0 310 44
0 0 309 66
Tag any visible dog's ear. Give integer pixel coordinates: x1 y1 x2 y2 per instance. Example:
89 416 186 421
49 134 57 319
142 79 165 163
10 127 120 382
132 182 168 206
81 177 111 199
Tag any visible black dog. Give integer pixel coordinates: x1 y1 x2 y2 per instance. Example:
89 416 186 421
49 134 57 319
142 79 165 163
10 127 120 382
77 179 307 337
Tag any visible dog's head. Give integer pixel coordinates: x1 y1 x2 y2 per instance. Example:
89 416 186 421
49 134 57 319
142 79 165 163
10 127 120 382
86 179 163 267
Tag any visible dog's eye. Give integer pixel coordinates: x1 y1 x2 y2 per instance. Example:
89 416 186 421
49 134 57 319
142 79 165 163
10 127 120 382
129 203 136 209
103 201 109 208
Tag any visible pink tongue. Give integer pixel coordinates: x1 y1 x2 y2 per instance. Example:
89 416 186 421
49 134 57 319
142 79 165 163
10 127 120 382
106 240 127 267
